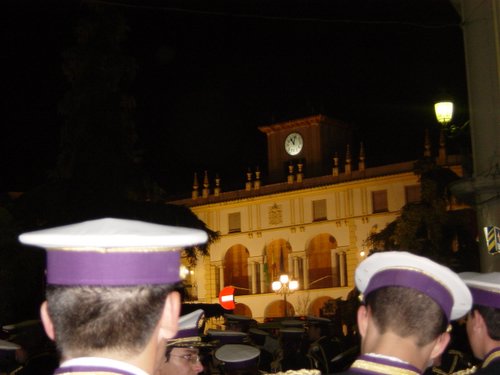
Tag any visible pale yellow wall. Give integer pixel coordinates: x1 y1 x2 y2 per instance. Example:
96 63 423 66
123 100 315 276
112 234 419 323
185 170 422 319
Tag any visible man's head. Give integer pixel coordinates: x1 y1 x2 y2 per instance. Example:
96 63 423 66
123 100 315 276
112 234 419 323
363 286 448 346
159 346 204 375
43 283 181 358
156 309 208 375
18 218 208 367
459 272 500 360
306 316 330 341
355 251 472 369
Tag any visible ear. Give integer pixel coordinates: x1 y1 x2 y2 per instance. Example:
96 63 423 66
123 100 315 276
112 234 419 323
470 310 486 332
158 291 181 342
40 301 55 341
429 331 451 362
357 305 369 339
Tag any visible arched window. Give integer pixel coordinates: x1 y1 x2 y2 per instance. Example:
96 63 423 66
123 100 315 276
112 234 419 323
307 234 337 288
264 239 290 282
224 244 250 295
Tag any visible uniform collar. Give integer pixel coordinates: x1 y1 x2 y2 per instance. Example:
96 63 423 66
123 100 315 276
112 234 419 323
56 357 149 375
482 347 500 368
350 354 421 375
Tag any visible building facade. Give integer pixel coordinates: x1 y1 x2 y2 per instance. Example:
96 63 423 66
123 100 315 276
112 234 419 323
169 115 460 322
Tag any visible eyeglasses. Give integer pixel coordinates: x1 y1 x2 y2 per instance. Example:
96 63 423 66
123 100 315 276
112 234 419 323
169 353 202 365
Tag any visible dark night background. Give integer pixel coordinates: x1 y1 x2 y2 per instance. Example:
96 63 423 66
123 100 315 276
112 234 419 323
1 0 468 198
0 0 480 341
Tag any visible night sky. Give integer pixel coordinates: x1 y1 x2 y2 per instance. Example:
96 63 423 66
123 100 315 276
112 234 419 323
1 0 468 197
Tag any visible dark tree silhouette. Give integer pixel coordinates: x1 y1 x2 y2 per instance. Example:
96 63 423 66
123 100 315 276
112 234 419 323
56 5 138 197
0 3 217 323
366 158 479 272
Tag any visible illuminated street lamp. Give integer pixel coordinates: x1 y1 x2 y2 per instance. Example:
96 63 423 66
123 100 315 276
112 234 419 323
434 100 469 136
434 101 454 127
272 274 299 317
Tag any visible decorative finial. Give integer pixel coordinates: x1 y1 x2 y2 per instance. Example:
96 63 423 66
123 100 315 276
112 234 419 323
359 142 366 171
214 173 221 196
345 145 352 175
287 162 294 184
245 167 252 191
192 172 199 200
254 166 261 190
297 161 303 183
202 170 209 198
332 152 339 177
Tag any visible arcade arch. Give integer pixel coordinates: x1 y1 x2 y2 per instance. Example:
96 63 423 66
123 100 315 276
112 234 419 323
307 234 347 288
264 300 295 318
233 303 252 318
224 244 250 295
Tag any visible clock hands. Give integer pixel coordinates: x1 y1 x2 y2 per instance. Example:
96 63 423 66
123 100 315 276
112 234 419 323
284 132 303 156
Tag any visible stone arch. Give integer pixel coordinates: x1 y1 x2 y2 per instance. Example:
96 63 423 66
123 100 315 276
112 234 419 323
264 300 296 318
224 244 250 295
309 297 345 337
307 234 337 288
309 296 334 316
233 303 252 318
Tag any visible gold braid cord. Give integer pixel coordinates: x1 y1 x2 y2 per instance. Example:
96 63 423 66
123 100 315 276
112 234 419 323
166 337 202 347
450 366 477 375
350 359 419 375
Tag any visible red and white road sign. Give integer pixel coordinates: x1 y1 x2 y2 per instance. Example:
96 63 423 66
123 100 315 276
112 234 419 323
218 286 236 310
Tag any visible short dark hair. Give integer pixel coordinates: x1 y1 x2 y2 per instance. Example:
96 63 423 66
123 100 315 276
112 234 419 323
365 286 448 346
474 305 500 340
46 282 182 358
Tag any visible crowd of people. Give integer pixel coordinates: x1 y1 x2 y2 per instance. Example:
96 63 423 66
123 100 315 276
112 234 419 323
0 218 499 375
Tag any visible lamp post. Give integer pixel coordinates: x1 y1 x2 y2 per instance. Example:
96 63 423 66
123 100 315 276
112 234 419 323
434 98 475 176
272 274 299 317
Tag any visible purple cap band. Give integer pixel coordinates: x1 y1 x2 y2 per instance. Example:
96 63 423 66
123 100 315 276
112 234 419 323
469 287 500 309
175 327 199 339
47 250 180 286
55 366 137 375
364 268 453 321
224 357 259 370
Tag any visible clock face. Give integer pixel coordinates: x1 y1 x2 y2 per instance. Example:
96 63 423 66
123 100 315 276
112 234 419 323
284 132 304 156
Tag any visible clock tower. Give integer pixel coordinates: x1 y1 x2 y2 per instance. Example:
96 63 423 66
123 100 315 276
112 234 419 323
258 114 352 183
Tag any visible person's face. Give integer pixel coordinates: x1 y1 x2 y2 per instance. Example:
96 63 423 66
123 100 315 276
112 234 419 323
157 347 204 375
